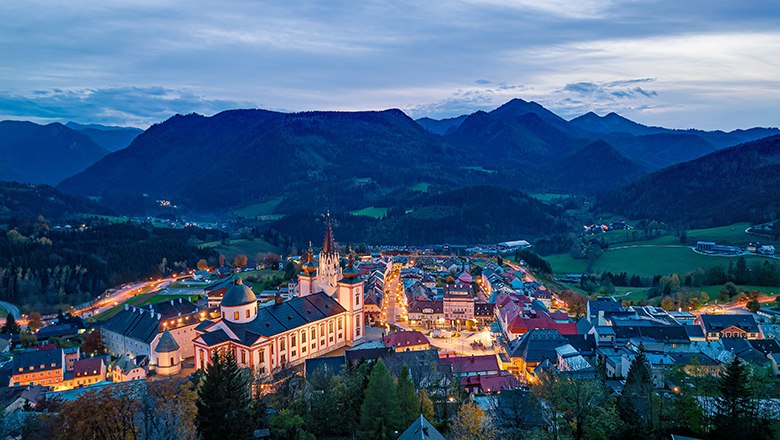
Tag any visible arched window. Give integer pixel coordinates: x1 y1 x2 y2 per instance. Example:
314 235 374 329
355 291 360 306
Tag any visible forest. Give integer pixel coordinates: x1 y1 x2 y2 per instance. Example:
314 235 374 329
0 218 221 313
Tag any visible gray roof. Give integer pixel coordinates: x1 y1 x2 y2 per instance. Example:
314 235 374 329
155 329 180 353
699 314 759 333
12 348 62 373
398 415 446 440
506 329 568 363
221 278 258 307
201 292 346 347
101 308 161 344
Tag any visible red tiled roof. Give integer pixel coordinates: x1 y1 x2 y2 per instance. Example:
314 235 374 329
439 354 500 374
381 330 430 348
461 372 518 392
73 358 103 377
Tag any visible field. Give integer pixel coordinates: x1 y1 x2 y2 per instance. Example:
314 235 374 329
350 206 388 218
547 245 776 277
234 197 283 218
696 284 780 298
199 239 282 260
409 182 429 192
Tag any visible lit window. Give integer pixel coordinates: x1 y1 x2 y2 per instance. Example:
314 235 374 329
246 309 250 318
234 311 239 320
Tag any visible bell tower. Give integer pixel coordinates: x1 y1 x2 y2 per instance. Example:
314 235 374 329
317 211 341 296
298 243 317 298
337 250 364 345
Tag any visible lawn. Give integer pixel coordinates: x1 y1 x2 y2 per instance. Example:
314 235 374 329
686 222 777 246
696 284 780 298
409 182 429 192
350 207 388 218
199 239 282 260
547 245 776 278
234 197 283 218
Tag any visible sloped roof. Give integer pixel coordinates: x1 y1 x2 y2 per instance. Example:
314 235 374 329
439 354 499 374
155 329 180 353
100 308 161 345
382 331 430 349
73 358 104 377
699 314 759 333
12 348 62 373
506 329 568 363
398 415 446 440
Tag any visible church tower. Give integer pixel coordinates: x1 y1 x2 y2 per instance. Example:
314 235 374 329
316 211 341 296
337 250 364 345
298 243 317 298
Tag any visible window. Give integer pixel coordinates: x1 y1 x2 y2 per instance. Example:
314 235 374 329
246 309 250 318
301 330 307 344
311 327 316 340
291 334 297 347
234 311 240 320
328 321 334 334
259 350 265 363
280 337 286 351
338 318 343 330
171 356 175 365
355 315 361 336
355 291 360 306
241 350 246 364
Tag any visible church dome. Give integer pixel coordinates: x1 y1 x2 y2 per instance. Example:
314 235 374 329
221 278 257 307
155 329 180 353
340 251 360 282
301 244 318 275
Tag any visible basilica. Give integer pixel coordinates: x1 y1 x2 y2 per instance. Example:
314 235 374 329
193 214 363 373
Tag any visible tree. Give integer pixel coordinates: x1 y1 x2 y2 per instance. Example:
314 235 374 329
195 350 254 440
81 328 106 355
746 299 761 313
234 254 248 268
19 329 37 347
56 383 140 440
27 312 44 332
2 314 20 334
713 358 755 439
139 378 197 440
618 347 654 439
396 366 419 429
269 409 315 440
360 359 400 440
419 389 434 422
451 402 495 440
197 259 209 270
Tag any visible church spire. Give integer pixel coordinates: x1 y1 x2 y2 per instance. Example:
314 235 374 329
322 210 336 255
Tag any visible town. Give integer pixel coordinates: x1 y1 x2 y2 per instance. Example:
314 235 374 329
0 215 778 439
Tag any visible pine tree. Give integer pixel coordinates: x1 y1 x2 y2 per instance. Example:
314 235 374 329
451 402 495 440
713 358 754 439
419 389 435 422
618 346 654 439
396 365 419 429
360 360 400 440
195 350 254 440
1 314 20 334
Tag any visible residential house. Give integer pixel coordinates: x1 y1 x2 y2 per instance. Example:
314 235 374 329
696 314 761 341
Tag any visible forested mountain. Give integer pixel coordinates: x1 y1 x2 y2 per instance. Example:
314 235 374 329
598 135 780 227
0 181 107 223
414 115 468 135
59 109 491 213
269 185 568 245
66 122 143 152
0 121 109 184
550 140 645 192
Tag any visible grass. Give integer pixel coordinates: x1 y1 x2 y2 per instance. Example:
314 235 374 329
686 222 777 246
410 182 429 192
547 245 776 278
134 293 204 307
234 197 283 218
696 285 780 298
199 238 282 260
530 193 574 202
350 206 388 218
78 214 130 223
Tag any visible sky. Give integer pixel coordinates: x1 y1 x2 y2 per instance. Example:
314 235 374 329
1 0 779 130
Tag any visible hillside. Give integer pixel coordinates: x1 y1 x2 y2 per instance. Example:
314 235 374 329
59 109 487 213
0 121 109 185
415 115 468 135
269 185 569 245
66 122 143 152
0 181 107 223
598 135 780 227
551 140 645 192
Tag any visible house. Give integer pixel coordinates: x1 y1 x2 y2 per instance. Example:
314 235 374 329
438 354 516 394
100 298 214 372
109 355 148 382
443 283 475 329
382 330 431 352
65 358 106 388
696 314 761 341
505 329 569 381
398 415 446 440
586 297 623 324
9 348 66 389
408 300 444 329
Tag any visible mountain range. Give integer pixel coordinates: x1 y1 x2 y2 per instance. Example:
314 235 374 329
3 98 779 232
65 122 143 152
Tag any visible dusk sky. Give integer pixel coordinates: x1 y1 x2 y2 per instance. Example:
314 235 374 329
1 0 779 129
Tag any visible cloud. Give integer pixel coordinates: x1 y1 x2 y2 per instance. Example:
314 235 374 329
0 87 255 127
404 83 526 119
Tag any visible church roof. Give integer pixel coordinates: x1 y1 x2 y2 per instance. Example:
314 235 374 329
221 278 257 307
322 211 337 255
155 329 180 353
201 292 347 347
